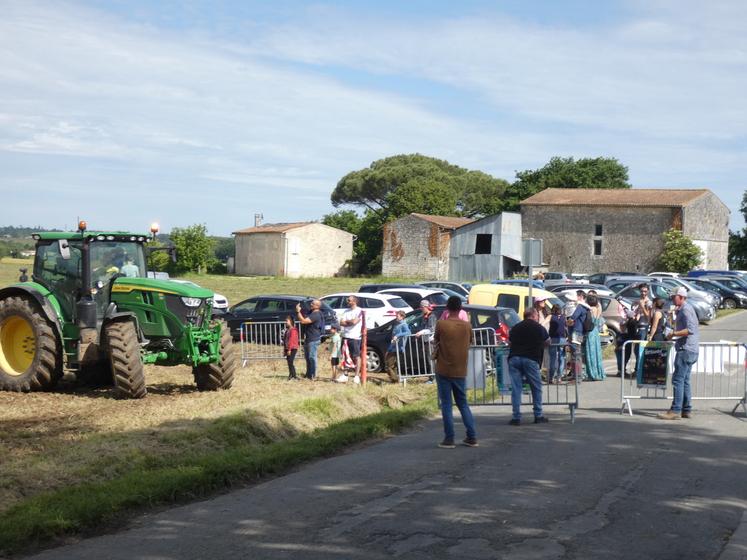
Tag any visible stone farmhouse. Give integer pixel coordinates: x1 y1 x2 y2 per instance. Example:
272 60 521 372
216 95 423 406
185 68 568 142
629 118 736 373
233 222 353 278
382 212 523 281
520 188 729 274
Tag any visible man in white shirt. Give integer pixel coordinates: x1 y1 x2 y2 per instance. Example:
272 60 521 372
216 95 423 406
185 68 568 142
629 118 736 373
338 295 363 384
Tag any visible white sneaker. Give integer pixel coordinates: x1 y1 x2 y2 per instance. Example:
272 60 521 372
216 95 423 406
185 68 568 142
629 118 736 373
353 375 361 384
335 374 349 383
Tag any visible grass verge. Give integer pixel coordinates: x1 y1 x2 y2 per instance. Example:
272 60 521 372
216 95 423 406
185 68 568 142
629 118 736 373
0 398 435 556
715 308 744 321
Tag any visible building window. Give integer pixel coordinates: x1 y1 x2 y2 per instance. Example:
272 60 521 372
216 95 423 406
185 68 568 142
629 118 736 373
475 234 492 255
594 224 603 236
594 239 603 256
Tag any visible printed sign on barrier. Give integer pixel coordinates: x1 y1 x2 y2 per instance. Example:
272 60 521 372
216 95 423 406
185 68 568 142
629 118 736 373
636 342 671 388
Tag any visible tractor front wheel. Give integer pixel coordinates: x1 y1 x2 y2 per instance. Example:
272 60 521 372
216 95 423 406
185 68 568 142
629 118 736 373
193 320 237 391
106 321 146 399
0 295 62 392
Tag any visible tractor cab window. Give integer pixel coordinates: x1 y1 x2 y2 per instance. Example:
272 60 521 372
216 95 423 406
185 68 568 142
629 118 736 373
91 242 146 282
34 241 82 319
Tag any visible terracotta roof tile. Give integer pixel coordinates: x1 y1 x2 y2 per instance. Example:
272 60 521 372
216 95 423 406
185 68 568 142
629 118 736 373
410 213 475 229
233 222 311 235
520 188 711 207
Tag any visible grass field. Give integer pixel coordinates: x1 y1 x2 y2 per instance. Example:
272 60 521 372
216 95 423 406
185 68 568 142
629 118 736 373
0 258 436 554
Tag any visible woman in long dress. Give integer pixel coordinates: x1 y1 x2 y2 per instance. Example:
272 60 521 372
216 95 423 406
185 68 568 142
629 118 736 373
584 293 606 380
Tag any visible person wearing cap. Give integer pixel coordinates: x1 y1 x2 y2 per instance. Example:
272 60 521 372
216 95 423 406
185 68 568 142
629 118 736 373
658 287 699 420
533 295 551 330
414 299 437 341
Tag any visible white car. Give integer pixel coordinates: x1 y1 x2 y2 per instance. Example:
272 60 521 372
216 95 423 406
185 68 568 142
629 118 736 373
554 286 614 300
376 288 449 311
170 279 229 311
648 271 680 278
320 292 413 328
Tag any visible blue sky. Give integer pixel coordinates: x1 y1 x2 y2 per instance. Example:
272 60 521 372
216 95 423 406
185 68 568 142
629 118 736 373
1 0 745 236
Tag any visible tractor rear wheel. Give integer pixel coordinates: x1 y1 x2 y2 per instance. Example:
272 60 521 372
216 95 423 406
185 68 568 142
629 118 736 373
106 321 146 399
193 320 237 391
0 295 62 392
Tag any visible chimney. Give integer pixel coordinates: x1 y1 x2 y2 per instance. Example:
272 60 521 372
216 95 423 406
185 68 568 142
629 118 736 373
254 213 263 227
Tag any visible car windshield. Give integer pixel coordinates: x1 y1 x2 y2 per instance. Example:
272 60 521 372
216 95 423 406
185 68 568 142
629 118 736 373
388 297 410 308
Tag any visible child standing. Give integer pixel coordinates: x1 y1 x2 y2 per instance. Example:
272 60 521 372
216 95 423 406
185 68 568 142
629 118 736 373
548 304 567 384
329 325 342 380
283 315 299 381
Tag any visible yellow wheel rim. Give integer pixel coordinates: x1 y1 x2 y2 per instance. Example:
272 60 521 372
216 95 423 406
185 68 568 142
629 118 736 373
0 316 36 376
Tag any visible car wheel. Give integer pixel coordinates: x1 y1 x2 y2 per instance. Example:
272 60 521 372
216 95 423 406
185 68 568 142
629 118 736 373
723 298 736 309
366 348 383 373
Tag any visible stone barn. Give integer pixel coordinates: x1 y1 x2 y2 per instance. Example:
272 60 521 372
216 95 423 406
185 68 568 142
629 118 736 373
520 188 729 274
233 222 353 278
382 213 474 279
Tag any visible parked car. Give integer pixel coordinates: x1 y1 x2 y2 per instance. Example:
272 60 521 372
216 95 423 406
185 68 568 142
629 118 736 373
702 275 747 293
653 277 721 308
548 283 613 296
420 281 472 297
320 292 412 328
491 279 545 289
364 304 520 372
569 273 590 284
587 272 637 285
170 279 229 312
687 269 745 279
468 284 563 317
647 271 679 278
223 295 338 340
376 288 449 310
686 278 747 309
542 272 575 289
612 283 716 324
607 275 720 311
358 283 426 293
437 287 468 303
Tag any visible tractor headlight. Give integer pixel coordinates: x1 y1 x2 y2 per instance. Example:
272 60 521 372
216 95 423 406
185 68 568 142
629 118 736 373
181 297 202 307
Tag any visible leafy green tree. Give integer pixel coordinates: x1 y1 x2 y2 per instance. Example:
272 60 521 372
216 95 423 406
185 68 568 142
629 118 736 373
322 210 363 237
322 210 383 274
386 179 458 217
658 228 703 273
212 237 235 262
503 156 631 211
170 224 212 274
728 189 747 269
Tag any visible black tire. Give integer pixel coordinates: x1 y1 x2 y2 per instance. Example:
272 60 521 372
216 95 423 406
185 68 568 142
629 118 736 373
193 320 237 391
0 295 62 392
723 298 737 309
106 321 146 399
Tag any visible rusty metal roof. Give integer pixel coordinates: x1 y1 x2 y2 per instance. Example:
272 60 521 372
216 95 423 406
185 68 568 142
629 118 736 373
521 188 711 207
410 213 475 229
233 222 311 235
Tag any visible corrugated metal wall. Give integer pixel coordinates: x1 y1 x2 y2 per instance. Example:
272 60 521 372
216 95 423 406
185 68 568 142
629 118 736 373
448 213 522 282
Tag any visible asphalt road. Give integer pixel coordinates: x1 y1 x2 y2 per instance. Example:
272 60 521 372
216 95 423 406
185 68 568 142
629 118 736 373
26 313 747 560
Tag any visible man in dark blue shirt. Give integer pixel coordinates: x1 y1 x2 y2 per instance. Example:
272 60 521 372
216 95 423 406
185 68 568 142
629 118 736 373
296 299 323 380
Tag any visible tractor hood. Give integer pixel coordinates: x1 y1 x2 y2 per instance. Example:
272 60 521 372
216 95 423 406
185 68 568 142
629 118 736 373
111 278 214 299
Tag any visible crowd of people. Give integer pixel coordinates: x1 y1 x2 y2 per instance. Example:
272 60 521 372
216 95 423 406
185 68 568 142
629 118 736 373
282 282 701 441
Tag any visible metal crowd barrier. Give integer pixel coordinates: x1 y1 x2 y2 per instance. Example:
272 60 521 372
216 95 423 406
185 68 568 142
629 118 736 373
394 330 583 422
620 340 747 416
465 341 582 423
239 321 300 367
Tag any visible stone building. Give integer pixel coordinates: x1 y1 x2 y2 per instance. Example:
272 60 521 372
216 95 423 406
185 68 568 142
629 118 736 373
233 222 353 278
382 213 474 279
520 188 729 274
381 212 523 281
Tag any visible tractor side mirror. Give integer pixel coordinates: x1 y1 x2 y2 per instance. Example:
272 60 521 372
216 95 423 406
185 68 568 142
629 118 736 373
58 239 71 260
19 268 28 282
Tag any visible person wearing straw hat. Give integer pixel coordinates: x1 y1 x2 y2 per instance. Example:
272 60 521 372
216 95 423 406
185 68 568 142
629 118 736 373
658 287 699 420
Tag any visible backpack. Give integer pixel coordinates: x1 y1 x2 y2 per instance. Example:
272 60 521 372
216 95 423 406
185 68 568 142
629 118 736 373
582 308 595 334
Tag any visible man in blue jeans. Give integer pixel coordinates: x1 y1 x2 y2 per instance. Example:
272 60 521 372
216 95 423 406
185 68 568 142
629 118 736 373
434 296 477 448
659 287 700 420
296 299 323 380
508 308 550 425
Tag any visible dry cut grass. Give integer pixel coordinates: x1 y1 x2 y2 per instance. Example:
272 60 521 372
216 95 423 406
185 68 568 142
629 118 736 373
0 343 433 517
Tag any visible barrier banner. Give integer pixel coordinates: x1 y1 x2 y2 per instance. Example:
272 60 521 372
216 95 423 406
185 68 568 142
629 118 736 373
636 341 671 388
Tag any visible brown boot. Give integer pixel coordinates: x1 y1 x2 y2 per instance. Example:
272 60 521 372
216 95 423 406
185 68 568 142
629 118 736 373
657 410 681 421
681 411 692 419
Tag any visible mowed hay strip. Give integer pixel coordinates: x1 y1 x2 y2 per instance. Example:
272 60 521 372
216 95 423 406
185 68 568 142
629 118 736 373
0 348 434 516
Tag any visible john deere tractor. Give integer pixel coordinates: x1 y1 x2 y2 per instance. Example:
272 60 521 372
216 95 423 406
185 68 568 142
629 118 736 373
0 223 237 398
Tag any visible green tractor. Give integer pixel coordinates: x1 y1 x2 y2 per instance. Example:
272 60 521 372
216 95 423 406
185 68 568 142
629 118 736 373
0 224 237 398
